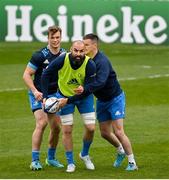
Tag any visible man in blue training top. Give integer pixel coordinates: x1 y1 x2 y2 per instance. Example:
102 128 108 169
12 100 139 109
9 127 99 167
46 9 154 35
41 40 97 173
23 25 64 170
59 34 138 171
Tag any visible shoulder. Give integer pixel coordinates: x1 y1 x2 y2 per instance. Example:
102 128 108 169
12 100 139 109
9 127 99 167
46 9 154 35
86 58 96 71
48 53 66 67
28 47 49 69
60 48 67 54
95 51 110 66
58 52 67 60
87 58 96 67
97 51 109 61
31 47 47 61
28 50 43 69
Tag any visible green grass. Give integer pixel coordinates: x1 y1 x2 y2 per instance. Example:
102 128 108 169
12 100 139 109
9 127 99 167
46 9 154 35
0 42 169 178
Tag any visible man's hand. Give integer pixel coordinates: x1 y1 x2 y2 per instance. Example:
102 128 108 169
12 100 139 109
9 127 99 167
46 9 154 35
33 90 43 101
42 98 46 105
58 98 68 108
74 85 84 95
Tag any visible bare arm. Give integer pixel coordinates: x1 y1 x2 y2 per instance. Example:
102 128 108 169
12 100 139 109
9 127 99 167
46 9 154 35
23 66 43 101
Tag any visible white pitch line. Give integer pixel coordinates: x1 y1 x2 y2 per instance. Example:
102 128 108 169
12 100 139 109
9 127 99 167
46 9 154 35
149 74 161 78
141 65 152 69
119 77 137 81
118 73 169 81
0 73 169 93
149 74 169 79
0 87 26 93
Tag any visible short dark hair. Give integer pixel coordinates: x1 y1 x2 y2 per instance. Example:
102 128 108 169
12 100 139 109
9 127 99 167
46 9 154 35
48 25 62 36
83 33 99 43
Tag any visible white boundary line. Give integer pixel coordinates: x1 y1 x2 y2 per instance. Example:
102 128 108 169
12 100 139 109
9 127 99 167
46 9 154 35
119 73 169 81
0 73 169 93
0 87 26 93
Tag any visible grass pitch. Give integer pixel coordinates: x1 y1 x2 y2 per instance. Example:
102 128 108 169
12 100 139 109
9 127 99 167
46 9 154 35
0 42 169 179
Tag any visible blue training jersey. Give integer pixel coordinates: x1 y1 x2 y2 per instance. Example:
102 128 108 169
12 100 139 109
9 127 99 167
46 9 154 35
27 46 65 94
90 51 122 101
68 51 122 103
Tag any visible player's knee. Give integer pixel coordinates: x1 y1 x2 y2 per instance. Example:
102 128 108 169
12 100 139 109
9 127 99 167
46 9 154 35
85 124 95 133
55 115 61 124
81 112 96 125
51 125 60 135
100 130 110 140
62 127 72 137
36 124 47 132
55 125 61 133
36 117 47 131
114 129 125 139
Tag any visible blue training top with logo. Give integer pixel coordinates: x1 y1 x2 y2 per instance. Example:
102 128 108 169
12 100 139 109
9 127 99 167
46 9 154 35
67 51 122 103
27 46 65 94
89 51 122 101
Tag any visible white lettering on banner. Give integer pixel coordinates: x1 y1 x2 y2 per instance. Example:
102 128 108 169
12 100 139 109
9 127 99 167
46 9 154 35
33 14 55 42
121 7 145 43
145 16 167 44
57 5 69 42
97 15 119 43
4 5 168 44
5 5 32 41
71 15 93 41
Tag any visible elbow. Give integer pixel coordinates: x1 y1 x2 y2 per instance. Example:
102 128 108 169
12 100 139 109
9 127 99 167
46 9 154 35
23 71 31 83
97 79 106 88
22 72 26 81
91 80 106 91
99 82 106 89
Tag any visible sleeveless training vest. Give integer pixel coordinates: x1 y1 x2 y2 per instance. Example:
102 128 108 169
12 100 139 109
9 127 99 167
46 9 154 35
58 53 90 96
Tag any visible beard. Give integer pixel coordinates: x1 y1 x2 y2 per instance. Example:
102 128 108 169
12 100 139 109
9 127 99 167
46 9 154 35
71 54 85 66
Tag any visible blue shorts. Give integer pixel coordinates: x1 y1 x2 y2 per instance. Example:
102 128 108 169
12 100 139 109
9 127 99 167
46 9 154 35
96 92 125 122
56 92 95 115
28 90 58 112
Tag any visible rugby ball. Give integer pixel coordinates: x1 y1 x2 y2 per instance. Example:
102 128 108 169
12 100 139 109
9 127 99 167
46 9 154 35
44 97 60 113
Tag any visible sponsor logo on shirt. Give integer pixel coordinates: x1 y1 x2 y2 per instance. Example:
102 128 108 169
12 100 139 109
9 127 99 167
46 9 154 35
43 59 49 64
115 111 121 116
67 78 80 85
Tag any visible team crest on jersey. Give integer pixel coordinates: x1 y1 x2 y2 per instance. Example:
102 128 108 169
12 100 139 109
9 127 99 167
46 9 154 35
67 78 80 85
43 59 49 64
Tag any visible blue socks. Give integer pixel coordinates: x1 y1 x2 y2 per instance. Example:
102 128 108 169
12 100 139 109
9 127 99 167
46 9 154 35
66 151 74 164
48 148 56 160
32 151 40 162
81 140 92 157
32 148 56 162
65 140 92 165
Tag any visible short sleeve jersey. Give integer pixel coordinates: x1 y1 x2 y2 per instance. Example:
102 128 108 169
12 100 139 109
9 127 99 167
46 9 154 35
28 46 65 94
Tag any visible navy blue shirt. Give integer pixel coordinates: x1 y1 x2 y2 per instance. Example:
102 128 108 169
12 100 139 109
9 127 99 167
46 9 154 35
41 53 97 99
68 51 122 103
28 47 65 94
